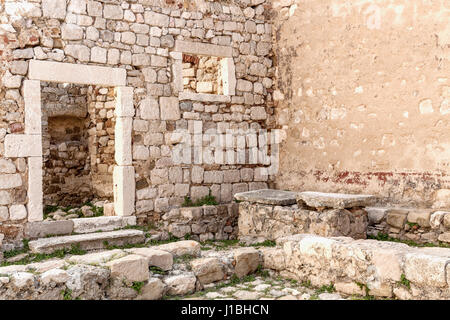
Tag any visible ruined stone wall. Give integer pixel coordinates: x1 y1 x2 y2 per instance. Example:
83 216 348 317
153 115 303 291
272 0 450 208
0 0 275 240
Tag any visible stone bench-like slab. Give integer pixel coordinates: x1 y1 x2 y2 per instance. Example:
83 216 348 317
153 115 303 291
297 191 375 209
28 230 145 254
234 189 298 206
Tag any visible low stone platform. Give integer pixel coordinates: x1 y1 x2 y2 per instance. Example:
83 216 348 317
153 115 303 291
236 189 372 241
270 234 450 299
28 230 145 254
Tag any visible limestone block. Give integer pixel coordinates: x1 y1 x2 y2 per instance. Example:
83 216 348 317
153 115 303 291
91 47 107 63
444 214 450 228
155 240 201 257
115 117 133 166
65 44 90 62
407 210 431 228
28 157 43 222
126 248 173 271
404 253 448 287
4 134 42 157
261 248 286 271
234 189 297 205
297 191 375 209
221 58 236 95
133 145 149 160
61 24 83 40
179 92 231 103
42 0 66 19
72 216 133 234
0 173 22 190
0 159 16 174
160 97 180 120
164 274 196 295
9 205 27 220
40 269 70 285
103 4 123 20
191 258 225 285
430 211 447 229
144 12 169 27
25 220 73 239
168 224 191 238
67 249 127 265
24 80 42 135
115 87 134 117
106 254 149 282
366 207 388 225
29 60 126 86
233 247 260 278
137 278 165 300
0 206 9 221
113 166 135 216
10 61 28 76
139 97 160 120
386 209 408 228
371 248 404 281
438 232 450 243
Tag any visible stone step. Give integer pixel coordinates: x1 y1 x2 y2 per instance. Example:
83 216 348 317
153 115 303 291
72 216 136 234
28 230 145 254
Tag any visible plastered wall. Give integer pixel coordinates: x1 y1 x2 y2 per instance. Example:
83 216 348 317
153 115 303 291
272 0 450 208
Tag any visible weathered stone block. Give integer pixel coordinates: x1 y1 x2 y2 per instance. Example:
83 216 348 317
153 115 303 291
297 191 375 209
164 274 196 295
234 189 297 205
155 240 201 257
386 210 408 228
159 97 180 120
233 247 260 278
4 134 42 157
407 210 431 228
404 253 448 287
126 248 173 271
191 257 225 285
136 278 165 300
25 221 74 239
106 254 149 282
42 0 66 19
113 166 135 216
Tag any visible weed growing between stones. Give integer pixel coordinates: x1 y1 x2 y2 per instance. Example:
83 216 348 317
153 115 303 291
131 281 145 294
398 274 411 289
181 192 218 207
1 243 86 267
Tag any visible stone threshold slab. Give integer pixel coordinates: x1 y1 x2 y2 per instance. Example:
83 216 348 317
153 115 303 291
28 230 145 254
297 191 376 209
234 189 298 205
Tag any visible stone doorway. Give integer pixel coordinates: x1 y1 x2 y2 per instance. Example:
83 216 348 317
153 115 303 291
4 61 135 221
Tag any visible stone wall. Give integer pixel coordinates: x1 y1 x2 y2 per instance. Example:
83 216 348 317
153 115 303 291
0 0 275 239
272 0 450 208
160 203 239 242
264 234 450 300
367 207 450 244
